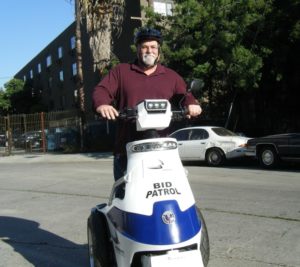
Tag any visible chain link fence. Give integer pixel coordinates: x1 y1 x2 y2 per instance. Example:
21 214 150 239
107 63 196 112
0 110 82 156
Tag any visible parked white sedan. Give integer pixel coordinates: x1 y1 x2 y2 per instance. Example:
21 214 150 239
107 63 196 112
169 126 250 166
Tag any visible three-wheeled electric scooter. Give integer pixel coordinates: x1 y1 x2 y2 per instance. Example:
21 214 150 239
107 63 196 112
87 81 209 267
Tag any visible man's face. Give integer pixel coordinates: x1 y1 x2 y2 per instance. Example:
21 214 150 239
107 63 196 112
137 40 160 68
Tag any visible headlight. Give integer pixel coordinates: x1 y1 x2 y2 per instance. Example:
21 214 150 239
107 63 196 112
145 100 168 113
130 141 177 153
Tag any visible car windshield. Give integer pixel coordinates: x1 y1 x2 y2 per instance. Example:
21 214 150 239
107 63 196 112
212 127 237 137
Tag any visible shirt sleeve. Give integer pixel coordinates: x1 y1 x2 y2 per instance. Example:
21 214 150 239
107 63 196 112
92 66 120 109
173 71 199 106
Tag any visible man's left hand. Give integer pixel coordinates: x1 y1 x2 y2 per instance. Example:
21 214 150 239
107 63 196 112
186 104 202 118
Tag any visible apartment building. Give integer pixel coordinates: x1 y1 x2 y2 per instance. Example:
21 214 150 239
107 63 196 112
14 0 174 114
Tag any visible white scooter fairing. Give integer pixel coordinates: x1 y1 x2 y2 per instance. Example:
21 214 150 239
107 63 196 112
88 99 209 267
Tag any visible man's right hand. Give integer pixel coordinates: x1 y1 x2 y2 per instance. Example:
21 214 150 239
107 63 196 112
96 105 119 120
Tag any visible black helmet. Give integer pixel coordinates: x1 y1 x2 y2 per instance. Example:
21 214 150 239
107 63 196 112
134 28 163 45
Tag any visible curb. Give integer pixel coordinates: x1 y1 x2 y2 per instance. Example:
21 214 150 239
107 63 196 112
0 152 113 163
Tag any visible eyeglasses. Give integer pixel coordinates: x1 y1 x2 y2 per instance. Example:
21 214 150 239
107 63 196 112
140 45 159 51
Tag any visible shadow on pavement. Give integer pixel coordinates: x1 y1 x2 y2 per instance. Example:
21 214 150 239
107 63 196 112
0 216 87 267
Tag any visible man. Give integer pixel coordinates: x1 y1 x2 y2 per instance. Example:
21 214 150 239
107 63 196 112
93 27 202 181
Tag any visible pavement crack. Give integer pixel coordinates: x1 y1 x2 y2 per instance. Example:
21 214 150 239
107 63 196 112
213 254 296 267
0 187 105 199
1 237 86 250
202 207 300 223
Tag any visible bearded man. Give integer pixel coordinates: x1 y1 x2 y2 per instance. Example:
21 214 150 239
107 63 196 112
93 28 202 181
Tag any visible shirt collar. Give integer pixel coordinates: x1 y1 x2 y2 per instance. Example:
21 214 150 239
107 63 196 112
131 62 166 75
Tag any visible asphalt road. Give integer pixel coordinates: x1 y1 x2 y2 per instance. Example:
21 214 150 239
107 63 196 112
0 153 299 267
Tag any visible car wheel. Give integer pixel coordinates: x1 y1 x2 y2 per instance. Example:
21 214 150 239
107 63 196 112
87 209 115 267
205 148 225 166
196 207 210 267
258 146 278 168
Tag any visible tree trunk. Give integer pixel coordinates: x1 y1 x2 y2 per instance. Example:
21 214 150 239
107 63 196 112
75 0 85 151
90 13 112 74
75 0 85 113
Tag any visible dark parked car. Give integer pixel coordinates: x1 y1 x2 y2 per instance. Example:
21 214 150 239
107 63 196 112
14 131 43 150
246 133 300 168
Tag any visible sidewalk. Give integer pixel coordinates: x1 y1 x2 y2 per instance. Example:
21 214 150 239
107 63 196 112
0 152 113 163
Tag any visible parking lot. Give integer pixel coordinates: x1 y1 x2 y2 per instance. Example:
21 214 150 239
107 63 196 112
0 153 299 267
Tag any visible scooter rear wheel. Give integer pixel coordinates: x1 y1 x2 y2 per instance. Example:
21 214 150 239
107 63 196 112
196 207 210 267
87 209 115 267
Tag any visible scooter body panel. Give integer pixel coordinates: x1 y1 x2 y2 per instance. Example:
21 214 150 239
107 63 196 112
89 100 208 267
100 137 204 266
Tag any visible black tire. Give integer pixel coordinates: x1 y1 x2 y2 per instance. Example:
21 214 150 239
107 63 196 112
87 209 115 267
258 146 278 168
205 148 225 166
196 207 210 267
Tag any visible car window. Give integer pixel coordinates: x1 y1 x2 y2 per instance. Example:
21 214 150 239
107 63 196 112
189 129 209 140
212 127 237 137
170 130 189 141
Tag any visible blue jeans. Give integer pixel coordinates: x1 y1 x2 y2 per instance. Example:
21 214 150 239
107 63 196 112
113 154 127 198
113 154 127 181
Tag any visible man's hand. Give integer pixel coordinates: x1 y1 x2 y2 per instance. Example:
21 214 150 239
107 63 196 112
96 105 119 120
186 104 202 119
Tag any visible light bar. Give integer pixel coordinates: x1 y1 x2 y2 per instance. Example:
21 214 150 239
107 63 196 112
130 141 177 153
145 100 168 112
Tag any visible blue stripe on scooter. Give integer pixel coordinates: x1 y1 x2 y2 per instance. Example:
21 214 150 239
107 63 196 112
107 201 201 245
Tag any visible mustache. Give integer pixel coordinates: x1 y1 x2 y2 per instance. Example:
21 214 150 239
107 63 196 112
143 53 156 58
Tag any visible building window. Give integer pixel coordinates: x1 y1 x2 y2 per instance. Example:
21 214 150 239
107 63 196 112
37 63 42 73
46 55 52 67
59 70 64 82
58 46 63 59
30 69 33 79
72 63 77 76
153 0 173 16
70 36 76 50
23 75 27 82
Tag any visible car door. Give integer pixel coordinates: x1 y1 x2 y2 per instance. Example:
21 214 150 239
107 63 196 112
187 129 209 160
174 129 208 160
288 134 300 157
170 129 190 159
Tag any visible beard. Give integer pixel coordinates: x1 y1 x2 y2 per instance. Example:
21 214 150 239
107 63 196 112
141 53 157 67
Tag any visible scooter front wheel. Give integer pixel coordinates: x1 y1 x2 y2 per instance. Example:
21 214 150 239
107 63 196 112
87 209 115 267
196 207 210 267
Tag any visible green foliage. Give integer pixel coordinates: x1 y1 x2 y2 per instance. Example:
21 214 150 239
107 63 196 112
0 79 24 114
143 0 274 118
4 78 24 97
101 54 120 76
0 89 10 112
0 78 45 115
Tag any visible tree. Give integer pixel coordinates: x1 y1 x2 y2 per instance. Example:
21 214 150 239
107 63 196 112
74 0 125 114
0 79 24 114
77 0 125 74
0 78 45 114
253 0 300 134
0 89 10 114
144 0 272 121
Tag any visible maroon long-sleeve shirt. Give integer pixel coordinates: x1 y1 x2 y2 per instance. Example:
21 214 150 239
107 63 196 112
93 62 199 155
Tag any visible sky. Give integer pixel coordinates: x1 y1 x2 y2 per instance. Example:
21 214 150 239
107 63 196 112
0 0 75 89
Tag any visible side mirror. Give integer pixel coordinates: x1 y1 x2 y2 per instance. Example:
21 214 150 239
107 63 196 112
177 79 204 109
189 79 204 93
